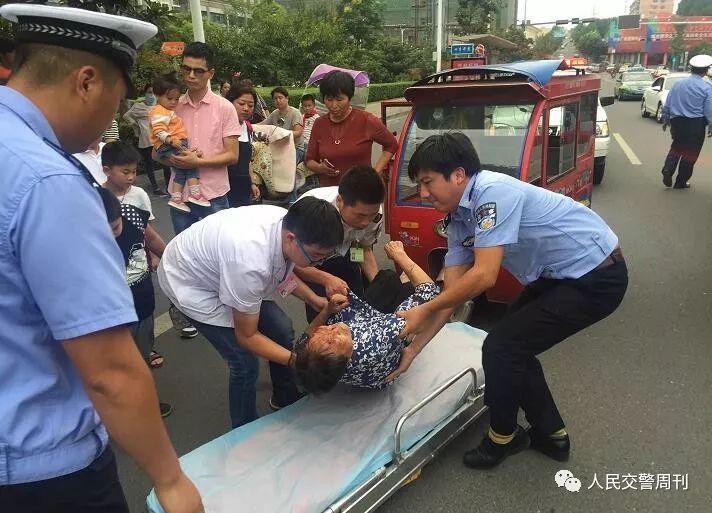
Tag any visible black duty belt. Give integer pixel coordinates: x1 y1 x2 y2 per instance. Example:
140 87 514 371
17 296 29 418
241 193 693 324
594 246 624 271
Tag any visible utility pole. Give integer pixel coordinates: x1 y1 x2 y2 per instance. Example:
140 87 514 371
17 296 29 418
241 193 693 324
189 0 206 43
436 0 443 71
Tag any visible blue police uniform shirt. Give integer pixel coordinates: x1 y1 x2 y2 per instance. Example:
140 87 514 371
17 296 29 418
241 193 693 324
661 74 712 126
444 171 618 284
0 86 137 484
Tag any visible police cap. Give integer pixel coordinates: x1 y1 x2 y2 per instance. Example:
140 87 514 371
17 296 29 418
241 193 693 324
689 54 712 70
0 3 157 95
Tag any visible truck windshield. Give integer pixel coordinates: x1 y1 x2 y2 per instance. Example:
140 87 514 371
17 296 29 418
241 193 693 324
397 103 535 205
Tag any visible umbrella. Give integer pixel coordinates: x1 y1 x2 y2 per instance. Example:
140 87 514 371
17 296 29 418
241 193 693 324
307 64 370 87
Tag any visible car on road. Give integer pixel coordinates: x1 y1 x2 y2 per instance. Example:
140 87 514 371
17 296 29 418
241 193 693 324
614 70 654 100
641 72 689 122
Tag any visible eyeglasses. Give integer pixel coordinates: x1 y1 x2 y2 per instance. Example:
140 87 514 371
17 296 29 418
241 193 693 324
180 65 210 77
296 238 336 265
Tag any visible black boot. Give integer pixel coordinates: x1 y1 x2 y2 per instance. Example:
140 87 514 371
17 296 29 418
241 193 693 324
526 427 570 462
463 426 529 469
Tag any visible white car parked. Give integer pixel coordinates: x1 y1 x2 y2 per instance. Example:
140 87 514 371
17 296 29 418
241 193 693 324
641 73 690 123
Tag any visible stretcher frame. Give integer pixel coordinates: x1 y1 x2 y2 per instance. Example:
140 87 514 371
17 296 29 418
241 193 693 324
322 367 487 513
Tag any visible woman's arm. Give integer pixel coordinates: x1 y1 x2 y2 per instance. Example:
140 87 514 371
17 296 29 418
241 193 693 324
384 241 432 286
305 294 349 336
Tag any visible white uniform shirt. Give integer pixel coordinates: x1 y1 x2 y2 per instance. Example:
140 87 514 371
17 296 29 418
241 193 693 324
73 142 106 184
298 186 382 256
158 206 293 327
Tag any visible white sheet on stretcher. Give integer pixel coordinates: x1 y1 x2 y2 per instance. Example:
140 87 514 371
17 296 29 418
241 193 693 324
147 322 486 513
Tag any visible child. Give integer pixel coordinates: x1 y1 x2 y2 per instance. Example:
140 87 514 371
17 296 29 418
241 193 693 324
102 141 173 387
149 73 210 212
300 94 320 160
96 185 173 418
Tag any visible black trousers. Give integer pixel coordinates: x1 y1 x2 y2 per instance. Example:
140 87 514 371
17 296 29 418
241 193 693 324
483 259 628 436
304 255 365 322
139 146 161 191
0 446 128 513
662 117 707 187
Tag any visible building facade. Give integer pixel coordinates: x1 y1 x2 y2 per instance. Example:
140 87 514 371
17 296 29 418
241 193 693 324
607 15 712 67
639 0 674 18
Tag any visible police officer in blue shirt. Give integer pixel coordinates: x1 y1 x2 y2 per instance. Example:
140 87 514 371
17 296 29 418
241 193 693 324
394 133 628 469
661 54 712 189
0 4 202 513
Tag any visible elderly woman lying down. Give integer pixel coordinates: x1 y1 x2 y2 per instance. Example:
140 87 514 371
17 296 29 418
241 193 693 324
291 241 440 393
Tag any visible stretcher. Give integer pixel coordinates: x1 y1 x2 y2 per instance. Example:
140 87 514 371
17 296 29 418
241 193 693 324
146 322 487 513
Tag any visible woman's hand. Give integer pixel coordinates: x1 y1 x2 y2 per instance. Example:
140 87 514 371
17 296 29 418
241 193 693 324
324 275 349 297
326 293 349 314
250 184 261 200
320 159 340 177
384 240 407 262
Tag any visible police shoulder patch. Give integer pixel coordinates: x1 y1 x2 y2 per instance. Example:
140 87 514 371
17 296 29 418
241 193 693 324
475 202 497 231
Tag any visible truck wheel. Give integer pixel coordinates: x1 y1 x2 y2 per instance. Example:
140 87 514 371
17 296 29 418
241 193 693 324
593 158 606 185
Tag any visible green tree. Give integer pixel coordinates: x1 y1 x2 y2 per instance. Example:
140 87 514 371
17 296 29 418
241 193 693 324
64 0 134 15
532 30 562 58
669 24 687 69
455 0 502 36
339 0 384 46
491 26 533 62
677 0 712 16
629 0 640 15
690 42 712 58
575 31 607 60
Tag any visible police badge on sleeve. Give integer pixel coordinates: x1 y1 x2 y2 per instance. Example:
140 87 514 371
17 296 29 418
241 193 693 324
475 203 497 230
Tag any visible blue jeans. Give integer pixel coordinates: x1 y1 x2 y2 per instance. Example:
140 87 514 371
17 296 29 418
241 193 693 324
189 301 299 428
157 140 198 185
170 193 230 234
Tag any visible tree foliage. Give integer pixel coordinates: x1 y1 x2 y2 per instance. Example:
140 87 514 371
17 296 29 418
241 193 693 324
629 0 640 15
532 30 563 58
490 26 533 62
669 24 687 63
570 20 611 60
690 42 712 58
455 0 502 36
677 0 712 16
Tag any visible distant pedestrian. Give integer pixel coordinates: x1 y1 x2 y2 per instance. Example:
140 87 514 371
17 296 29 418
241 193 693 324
123 83 169 196
660 54 712 189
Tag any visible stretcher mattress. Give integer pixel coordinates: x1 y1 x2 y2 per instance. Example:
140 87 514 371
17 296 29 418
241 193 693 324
147 322 486 513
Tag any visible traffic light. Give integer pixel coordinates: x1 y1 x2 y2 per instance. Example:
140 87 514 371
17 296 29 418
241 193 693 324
571 18 580 25
555 19 568 25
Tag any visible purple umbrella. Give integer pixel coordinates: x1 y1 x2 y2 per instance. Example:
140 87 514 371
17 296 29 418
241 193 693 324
307 64 370 87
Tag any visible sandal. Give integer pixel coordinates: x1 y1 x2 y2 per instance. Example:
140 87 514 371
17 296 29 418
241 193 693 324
150 350 164 369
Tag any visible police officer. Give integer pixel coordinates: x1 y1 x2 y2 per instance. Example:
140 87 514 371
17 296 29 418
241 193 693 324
661 54 712 189
394 133 628 469
294 165 385 321
0 4 202 513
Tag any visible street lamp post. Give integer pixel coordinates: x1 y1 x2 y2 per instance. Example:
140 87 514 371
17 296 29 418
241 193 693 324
436 0 443 72
189 0 206 43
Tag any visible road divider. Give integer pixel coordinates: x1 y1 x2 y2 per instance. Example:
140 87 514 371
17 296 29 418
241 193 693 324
613 133 642 165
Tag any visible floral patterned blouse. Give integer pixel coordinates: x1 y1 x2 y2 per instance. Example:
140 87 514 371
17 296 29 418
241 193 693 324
298 283 440 389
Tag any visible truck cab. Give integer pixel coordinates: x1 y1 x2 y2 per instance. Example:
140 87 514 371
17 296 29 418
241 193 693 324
381 60 610 304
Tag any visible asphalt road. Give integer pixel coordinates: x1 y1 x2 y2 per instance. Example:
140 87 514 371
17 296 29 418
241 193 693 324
117 76 712 513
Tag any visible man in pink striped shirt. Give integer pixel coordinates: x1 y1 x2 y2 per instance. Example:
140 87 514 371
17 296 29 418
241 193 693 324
160 42 240 234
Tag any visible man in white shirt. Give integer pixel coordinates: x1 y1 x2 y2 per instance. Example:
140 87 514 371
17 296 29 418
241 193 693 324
295 165 384 321
158 197 343 427
73 137 106 184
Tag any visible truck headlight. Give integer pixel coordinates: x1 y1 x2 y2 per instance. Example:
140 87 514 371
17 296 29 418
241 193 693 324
595 120 609 138
434 219 448 239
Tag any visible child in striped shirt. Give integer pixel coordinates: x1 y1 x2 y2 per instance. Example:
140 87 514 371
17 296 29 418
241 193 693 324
150 73 209 212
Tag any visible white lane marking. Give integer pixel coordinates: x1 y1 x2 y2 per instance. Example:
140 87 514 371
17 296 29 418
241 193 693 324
613 133 642 165
155 311 172 337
